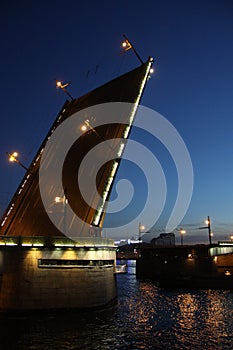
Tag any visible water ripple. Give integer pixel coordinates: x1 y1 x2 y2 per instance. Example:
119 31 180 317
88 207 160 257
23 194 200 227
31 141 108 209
1 261 233 349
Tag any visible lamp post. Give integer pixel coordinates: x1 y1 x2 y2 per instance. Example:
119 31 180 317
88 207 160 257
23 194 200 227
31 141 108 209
121 35 154 76
80 119 98 136
56 80 74 100
199 216 212 246
55 193 68 234
80 119 115 152
138 223 145 243
122 34 144 64
6 152 29 172
137 223 145 258
179 228 186 246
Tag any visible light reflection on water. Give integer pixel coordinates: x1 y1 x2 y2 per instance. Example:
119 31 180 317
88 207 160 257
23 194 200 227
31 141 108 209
1 260 233 349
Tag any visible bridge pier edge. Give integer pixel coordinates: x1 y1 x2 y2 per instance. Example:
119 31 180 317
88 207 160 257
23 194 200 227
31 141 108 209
0 239 117 311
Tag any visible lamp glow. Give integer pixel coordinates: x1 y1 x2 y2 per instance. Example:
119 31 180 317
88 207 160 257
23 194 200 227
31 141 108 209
81 124 88 132
56 80 69 89
55 80 74 100
9 152 18 162
179 228 186 246
122 40 131 51
7 151 29 172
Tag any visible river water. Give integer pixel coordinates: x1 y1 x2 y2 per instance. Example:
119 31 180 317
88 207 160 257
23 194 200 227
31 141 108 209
1 260 233 350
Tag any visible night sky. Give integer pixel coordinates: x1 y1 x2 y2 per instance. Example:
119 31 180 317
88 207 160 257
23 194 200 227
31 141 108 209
1 0 233 243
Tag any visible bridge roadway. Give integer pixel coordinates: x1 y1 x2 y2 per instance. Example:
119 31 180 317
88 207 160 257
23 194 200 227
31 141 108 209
116 242 233 262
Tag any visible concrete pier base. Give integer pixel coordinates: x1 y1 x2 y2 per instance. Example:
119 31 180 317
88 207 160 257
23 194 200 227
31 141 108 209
0 237 117 311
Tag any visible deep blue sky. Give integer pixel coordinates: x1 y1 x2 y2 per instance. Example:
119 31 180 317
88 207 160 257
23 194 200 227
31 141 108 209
0 0 233 243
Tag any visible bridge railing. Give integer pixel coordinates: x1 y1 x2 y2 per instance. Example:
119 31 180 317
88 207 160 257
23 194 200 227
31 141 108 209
209 241 233 256
0 236 116 248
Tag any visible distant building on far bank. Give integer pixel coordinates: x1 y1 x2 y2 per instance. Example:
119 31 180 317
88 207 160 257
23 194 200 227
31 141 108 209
151 232 175 246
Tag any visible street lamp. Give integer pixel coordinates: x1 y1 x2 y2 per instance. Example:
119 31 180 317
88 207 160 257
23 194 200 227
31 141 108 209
121 34 144 64
122 38 132 51
80 119 95 133
54 194 68 234
200 216 212 245
179 228 186 246
80 119 115 153
138 223 145 243
6 151 29 172
56 80 74 100
80 122 88 132
80 119 105 141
